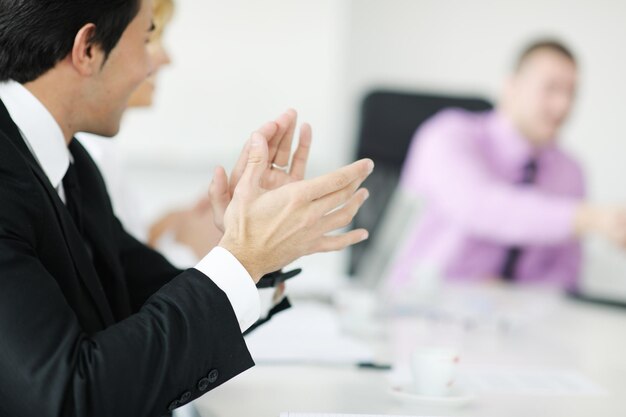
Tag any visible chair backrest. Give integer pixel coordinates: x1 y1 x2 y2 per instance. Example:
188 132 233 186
349 90 493 277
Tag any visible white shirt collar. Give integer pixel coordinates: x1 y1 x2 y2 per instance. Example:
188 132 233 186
0 80 70 189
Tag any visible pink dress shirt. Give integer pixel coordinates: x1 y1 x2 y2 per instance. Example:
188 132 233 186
389 109 585 289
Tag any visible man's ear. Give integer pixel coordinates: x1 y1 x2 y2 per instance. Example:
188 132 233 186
70 23 105 76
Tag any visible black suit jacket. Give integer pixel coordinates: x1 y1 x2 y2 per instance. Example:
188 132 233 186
0 99 256 417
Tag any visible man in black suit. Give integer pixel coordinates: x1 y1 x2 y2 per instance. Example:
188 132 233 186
0 0 373 416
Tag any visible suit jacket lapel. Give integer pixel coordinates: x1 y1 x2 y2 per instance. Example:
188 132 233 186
0 99 115 326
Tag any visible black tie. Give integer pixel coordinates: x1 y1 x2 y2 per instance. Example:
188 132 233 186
62 162 97 261
500 159 538 281
62 162 84 233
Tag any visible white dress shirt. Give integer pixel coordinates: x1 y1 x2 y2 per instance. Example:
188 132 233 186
0 80 260 332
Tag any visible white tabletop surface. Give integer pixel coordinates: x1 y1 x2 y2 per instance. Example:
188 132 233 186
193 283 626 417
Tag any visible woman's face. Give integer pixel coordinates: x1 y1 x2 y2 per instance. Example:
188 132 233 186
127 26 172 108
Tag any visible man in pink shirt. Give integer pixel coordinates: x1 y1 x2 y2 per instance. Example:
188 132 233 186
390 40 626 289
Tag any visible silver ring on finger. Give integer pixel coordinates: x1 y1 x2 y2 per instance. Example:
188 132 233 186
271 163 289 172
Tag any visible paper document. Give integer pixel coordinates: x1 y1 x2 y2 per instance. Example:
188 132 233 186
390 366 605 397
245 302 374 365
460 368 606 396
280 414 435 417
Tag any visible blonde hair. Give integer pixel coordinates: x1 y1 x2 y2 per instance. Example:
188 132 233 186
152 0 174 38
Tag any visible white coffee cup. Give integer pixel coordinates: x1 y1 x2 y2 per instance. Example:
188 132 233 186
410 347 460 397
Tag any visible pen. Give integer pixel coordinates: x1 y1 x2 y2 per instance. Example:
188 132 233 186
357 361 393 370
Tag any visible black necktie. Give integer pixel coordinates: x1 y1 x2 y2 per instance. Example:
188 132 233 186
62 162 83 233
62 162 97 261
500 159 538 281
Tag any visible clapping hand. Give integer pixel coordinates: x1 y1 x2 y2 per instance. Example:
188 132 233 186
210 109 312 232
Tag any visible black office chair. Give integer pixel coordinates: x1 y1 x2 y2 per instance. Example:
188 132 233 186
348 90 493 277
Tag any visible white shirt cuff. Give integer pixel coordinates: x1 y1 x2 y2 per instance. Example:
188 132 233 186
194 246 260 332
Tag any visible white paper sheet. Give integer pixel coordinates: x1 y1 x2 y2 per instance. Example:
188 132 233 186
280 414 435 417
459 367 606 396
389 365 605 397
245 302 375 365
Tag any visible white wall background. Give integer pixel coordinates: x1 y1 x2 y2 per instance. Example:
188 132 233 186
120 0 350 177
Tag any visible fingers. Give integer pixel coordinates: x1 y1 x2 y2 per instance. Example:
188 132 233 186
299 159 374 202
318 188 369 233
229 121 278 195
311 229 370 254
209 166 231 231
229 140 251 196
258 120 279 139
289 123 312 180
267 111 292 164
147 212 184 248
272 109 297 167
193 196 212 212
311 176 366 219
274 283 286 303
237 132 269 193
608 209 626 247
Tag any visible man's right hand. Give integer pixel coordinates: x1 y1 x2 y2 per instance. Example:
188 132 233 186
209 109 312 233
576 204 626 247
216 132 373 282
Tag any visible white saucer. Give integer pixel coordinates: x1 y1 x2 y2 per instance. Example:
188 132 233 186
389 384 475 408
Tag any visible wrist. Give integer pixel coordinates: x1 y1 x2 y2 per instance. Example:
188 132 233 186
218 237 264 283
574 204 601 236
576 204 612 236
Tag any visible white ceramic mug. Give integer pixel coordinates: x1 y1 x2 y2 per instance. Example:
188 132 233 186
411 347 460 397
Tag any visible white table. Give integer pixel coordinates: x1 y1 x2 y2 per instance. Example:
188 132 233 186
194 284 626 417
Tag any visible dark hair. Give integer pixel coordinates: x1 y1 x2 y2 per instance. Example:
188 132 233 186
515 39 577 71
0 0 141 83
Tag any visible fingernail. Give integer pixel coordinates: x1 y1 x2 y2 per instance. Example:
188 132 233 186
363 190 370 201
367 160 375 174
361 231 369 241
